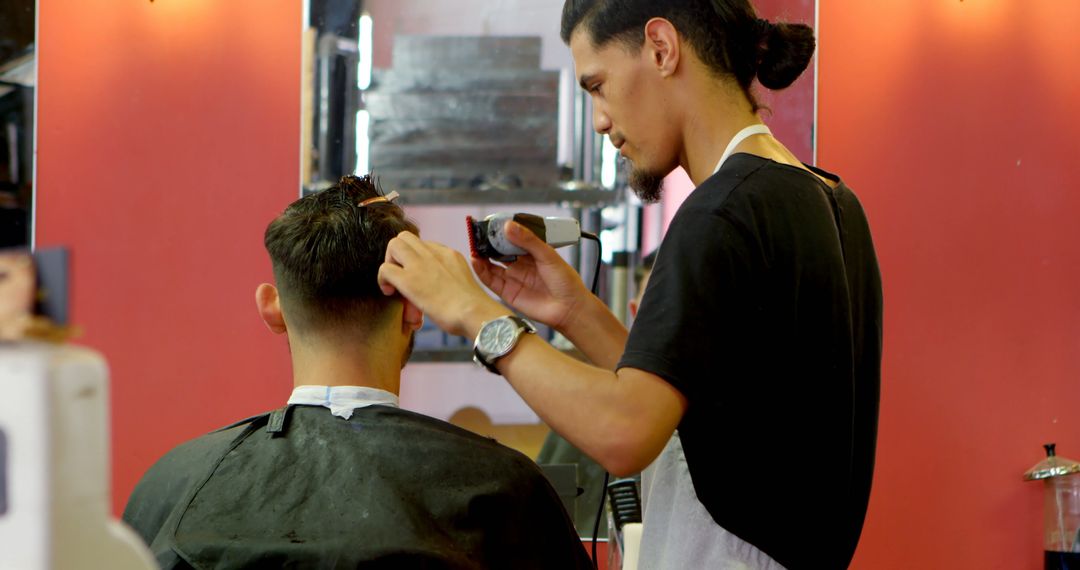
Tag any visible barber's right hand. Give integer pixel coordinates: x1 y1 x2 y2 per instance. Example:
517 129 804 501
471 221 592 332
379 232 508 338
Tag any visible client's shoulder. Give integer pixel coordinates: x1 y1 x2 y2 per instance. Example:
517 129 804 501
162 412 268 466
365 407 547 477
122 411 273 544
135 412 268 490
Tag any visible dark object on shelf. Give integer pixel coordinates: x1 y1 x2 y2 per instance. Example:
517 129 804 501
0 206 27 249
606 478 642 531
1025 444 1080 569
1047 551 1080 570
0 0 34 67
1 51 35 249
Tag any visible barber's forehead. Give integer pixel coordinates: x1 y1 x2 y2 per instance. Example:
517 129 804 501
569 25 608 55
569 28 622 82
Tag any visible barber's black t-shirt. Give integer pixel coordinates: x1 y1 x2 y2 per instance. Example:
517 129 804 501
619 154 882 569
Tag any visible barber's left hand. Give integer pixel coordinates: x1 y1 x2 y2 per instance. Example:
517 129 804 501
378 232 506 338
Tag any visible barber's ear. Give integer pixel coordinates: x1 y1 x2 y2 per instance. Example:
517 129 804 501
643 17 680 77
255 283 287 335
402 298 424 332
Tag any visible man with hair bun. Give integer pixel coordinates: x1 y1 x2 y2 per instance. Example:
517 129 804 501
379 1 883 568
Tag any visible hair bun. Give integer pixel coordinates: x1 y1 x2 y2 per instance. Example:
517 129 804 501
755 18 773 39
756 21 816 90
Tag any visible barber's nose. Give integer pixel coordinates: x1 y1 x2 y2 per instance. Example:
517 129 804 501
593 106 612 135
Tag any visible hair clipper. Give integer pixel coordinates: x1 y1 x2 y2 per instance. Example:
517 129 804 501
466 213 582 262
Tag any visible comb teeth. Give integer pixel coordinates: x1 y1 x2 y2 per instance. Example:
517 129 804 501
465 216 479 257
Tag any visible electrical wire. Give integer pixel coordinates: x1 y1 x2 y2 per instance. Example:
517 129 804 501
578 230 607 568
591 471 611 567
580 231 602 296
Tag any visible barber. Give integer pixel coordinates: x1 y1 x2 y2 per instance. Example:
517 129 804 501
378 1 882 568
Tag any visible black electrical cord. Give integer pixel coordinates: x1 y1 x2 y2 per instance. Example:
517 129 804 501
580 231 602 296
578 230 607 568
591 471 611 567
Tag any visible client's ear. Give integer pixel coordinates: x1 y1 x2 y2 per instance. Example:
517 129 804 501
255 283 287 335
401 298 424 332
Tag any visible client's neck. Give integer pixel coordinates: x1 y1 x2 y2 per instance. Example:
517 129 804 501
288 335 402 395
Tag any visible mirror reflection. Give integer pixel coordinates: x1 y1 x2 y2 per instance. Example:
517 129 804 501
304 0 816 541
0 0 34 249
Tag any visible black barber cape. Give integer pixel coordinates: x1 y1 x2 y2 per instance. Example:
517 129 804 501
123 405 592 570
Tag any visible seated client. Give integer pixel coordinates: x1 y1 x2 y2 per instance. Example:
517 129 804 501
122 175 591 569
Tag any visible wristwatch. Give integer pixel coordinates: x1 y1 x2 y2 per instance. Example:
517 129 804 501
472 315 537 374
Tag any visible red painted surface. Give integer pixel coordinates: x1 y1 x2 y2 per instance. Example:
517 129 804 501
585 539 610 570
36 0 301 514
818 2 1080 568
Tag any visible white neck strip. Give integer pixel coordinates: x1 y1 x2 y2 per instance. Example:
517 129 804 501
712 123 773 175
287 385 399 420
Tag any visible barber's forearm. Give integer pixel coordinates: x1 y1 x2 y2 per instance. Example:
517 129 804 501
459 303 645 473
459 288 627 371
493 334 668 476
459 297 516 339
557 293 628 371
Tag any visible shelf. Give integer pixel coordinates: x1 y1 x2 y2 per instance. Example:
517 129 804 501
409 348 476 364
395 186 619 207
303 182 619 207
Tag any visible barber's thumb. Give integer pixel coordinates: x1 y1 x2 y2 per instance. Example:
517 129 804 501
506 221 547 254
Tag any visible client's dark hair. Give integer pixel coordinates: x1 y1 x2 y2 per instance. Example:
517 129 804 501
561 0 815 110
263 175 417 333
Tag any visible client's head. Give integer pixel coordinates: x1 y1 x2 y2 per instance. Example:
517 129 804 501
256 175 421 370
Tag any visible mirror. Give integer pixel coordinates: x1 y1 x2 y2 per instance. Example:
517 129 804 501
302 0 817 538
0 0 34 249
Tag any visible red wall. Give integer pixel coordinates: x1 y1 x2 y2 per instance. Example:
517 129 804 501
818 2 1080 568
36 1 301 514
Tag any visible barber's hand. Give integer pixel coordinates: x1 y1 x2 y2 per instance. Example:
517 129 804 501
472 221 591 332
378 232 506 338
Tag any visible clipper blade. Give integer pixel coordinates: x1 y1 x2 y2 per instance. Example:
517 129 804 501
465 214 508 261
465 215 480 258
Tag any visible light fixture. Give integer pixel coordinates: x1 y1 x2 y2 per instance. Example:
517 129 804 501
356 13 373 90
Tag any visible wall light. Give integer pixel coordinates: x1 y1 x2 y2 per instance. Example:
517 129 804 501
354 110 370 176
356 13 373 90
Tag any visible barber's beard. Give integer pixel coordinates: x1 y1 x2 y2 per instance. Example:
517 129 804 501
625 161 665 204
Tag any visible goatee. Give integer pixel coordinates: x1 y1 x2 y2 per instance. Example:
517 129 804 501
628 165 665 204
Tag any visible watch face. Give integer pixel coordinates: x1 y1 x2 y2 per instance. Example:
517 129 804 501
479 318 517 356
